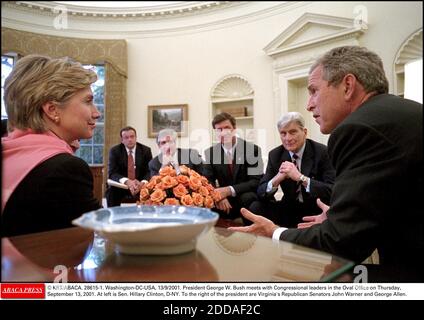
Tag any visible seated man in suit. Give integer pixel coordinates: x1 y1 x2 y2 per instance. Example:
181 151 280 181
203 112 263 223
149 128 204 176
106 126 152 207
250 112 335 228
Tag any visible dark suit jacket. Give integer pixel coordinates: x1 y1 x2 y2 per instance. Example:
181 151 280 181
281 94 424 268
106 142 152 207
257 139 335 210
107 142 152 182
203 138 263 195
2 153 101 237
148 148 204 177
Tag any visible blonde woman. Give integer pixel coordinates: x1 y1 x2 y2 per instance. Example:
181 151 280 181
2 54 101 236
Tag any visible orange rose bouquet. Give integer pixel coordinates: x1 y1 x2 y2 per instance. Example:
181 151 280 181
139 165 221 208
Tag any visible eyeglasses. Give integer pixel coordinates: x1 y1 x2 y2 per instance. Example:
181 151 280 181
158 140 175 146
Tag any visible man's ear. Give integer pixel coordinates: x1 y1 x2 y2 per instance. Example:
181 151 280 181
41 101 59 122
342 74 357 100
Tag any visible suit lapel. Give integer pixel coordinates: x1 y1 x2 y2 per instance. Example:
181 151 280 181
300 140 314 176
121 144 128 169
156 153 163 173
281 147 291 165
135 144 144 177
176 148 181 164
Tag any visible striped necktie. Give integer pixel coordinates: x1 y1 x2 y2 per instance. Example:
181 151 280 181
292 153 299 169
292 153 302 202
128 149 135 180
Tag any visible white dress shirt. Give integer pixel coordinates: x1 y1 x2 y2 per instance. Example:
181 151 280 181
272 227 288 242
221 140 237 197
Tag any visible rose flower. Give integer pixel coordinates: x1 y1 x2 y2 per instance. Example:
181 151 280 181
198 186 209 197
192 192 204 207
180 194 194 206
204 196 214 209
161 175 178 189
159 166 176 177
139 165 218 208
164 198 180 205
173 184 188 198
150 189 166 203
189 176 202 191
140 188 150 201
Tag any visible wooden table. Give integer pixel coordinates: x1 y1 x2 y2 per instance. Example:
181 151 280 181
2 222 354 282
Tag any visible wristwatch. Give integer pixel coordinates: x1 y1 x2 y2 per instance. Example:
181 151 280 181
299 174 308 184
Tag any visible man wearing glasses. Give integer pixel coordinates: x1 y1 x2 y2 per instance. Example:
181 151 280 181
149 128 204 176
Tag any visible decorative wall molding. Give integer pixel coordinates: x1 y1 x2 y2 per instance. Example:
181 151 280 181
264 12 366 58
395 28 422 67
264 12 366 146
2 1 311 39
211 74 253 101
393 28 422 96
7 1 238 20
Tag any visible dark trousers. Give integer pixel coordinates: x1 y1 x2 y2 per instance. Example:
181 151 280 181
212 191 258 225
105 186 138 207
249 198 321 228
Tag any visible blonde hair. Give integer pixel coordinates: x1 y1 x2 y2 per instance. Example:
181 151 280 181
4 54 97 132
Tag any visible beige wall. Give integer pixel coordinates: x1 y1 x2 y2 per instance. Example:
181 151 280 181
126 1 422 156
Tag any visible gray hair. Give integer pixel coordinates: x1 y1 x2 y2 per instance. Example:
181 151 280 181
277 112 305 130
310 46 388 94
156 128 177 144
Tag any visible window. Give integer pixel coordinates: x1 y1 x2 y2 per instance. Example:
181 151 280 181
1 55 15 119
404 59 423 103
75 64 105 165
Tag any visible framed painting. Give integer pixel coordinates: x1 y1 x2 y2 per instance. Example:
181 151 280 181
148 104 188 138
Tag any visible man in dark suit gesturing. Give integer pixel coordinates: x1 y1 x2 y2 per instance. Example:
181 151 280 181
250 112 335 228
149 128 203 176
230 46 423 281
203 112 263 223
106 126 152 207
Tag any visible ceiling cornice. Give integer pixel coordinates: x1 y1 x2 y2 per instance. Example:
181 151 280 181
5 1 242 19
1 1 311 39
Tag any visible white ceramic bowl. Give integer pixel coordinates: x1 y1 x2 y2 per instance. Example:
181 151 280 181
73 205 219 255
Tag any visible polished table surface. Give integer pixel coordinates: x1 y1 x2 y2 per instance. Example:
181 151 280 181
2 221 354 282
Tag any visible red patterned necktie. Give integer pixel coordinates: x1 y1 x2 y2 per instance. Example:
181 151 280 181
128 149 135 180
